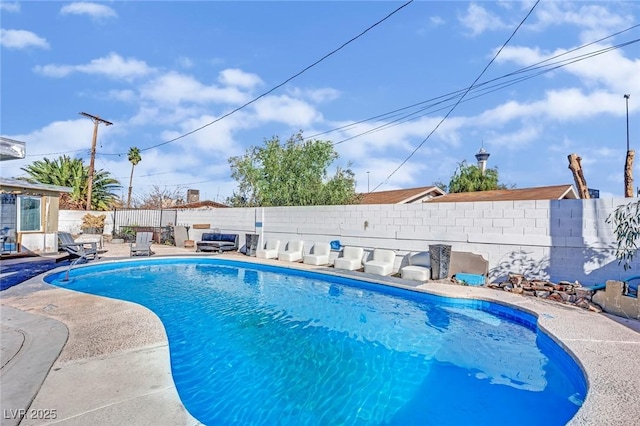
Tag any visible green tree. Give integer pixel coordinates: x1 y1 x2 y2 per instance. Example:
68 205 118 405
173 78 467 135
227 132 356 207
21 155 121 210
606 200 640 270
127 147 142 208
447 160 511 193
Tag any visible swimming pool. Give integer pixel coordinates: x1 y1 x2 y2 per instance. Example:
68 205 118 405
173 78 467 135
46 258 586 425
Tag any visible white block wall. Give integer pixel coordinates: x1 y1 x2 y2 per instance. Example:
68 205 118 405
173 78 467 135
59 197 639 286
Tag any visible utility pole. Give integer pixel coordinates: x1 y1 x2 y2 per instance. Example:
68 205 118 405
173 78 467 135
623 94 634 198
367 171 370 193
80 112 113 210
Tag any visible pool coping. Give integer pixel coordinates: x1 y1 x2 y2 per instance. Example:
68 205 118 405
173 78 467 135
2 254 639 425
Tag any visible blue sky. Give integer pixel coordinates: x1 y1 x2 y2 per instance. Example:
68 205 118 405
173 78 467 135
1 1 639 202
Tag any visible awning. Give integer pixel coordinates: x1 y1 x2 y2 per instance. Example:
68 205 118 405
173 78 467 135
0 177 72 195
0 137 26 161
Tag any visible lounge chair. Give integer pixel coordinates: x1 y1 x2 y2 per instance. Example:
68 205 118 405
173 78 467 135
256 240 280 259
364 248 396 276
58 231 98 261
303 242 331 266
278 240 304 262
130 232 153 256
333 246 364 271
401 251 431 281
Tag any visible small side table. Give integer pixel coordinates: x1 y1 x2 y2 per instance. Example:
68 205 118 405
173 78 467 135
75 234 104 250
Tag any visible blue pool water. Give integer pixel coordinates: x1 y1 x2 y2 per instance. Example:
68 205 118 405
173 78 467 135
46 258 586 425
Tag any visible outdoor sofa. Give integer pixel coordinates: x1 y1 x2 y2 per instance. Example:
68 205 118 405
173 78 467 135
196 233 239 253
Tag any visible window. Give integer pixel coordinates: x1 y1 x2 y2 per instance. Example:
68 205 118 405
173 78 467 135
18 196 42 232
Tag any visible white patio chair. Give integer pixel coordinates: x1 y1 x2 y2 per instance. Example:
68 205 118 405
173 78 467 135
400 251 431 281
303 242 331 266
278 240 304 262
256 240 280 259
364 248 396 276
333 246 364 271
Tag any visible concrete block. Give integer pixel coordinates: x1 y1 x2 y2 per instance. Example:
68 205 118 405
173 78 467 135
393 217 409 226
492 218 514 228
524 209 548 219
503 209 525 219
464 209 483 219
513 200 536 209
472 202 494 210
482 209 504 219
455 218 474 227
473 218 493 227
438 217 456 227
407 217 423 226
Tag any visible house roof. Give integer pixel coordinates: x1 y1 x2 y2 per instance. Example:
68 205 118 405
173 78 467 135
174 200 228 209
358 186 446 204
0 177 72 195
426 184 578 203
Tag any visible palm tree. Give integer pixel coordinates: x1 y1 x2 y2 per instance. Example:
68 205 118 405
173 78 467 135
127 147 142 208
21 155 121 210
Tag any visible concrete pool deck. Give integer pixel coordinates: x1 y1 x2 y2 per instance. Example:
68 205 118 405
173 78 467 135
1 242 639 425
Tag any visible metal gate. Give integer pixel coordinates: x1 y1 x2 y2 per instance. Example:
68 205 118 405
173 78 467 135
112 208 177 244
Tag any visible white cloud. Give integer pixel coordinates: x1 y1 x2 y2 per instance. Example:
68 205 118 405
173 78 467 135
458 3 510 36
140 72 250 105
351 157 427 192
217 68 263 89
0 2 20 12
496 43 640 95
252 95 321 127
0 29 49 50
488 125 540 149
34 52 154 80
0 119 115 178
177 56 194 69
531 2 632 41
287 87 341 104
60 2 117 20
159 112 251 158
429 16 445 27
107 89 137 102
476 89 626 124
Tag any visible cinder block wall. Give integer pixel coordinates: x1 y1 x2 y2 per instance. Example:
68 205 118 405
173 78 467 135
60 197 639 285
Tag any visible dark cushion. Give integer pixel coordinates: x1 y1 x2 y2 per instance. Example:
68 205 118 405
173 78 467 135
197 233 239 252
201 233 238 243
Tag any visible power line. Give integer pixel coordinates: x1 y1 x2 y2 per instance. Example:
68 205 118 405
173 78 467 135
370 0 540 192
26 148 88 157
321 23 640 146
23 22 638 161
330 38 639 146
126 0 414 155
99 35 638 191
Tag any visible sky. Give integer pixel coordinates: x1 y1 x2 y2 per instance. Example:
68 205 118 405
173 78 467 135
1 1 639 203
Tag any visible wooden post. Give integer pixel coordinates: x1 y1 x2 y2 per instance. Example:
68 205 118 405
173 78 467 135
625 150 635 198
80 112 113 210
568 153 590 199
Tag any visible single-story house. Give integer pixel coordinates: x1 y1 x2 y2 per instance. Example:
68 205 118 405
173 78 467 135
358 186 446 204
425 184 579 203
0 177 72 254
174 200 229 209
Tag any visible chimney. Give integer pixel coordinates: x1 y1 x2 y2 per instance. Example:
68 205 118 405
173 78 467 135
187 189 200 203
475 147 490 175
